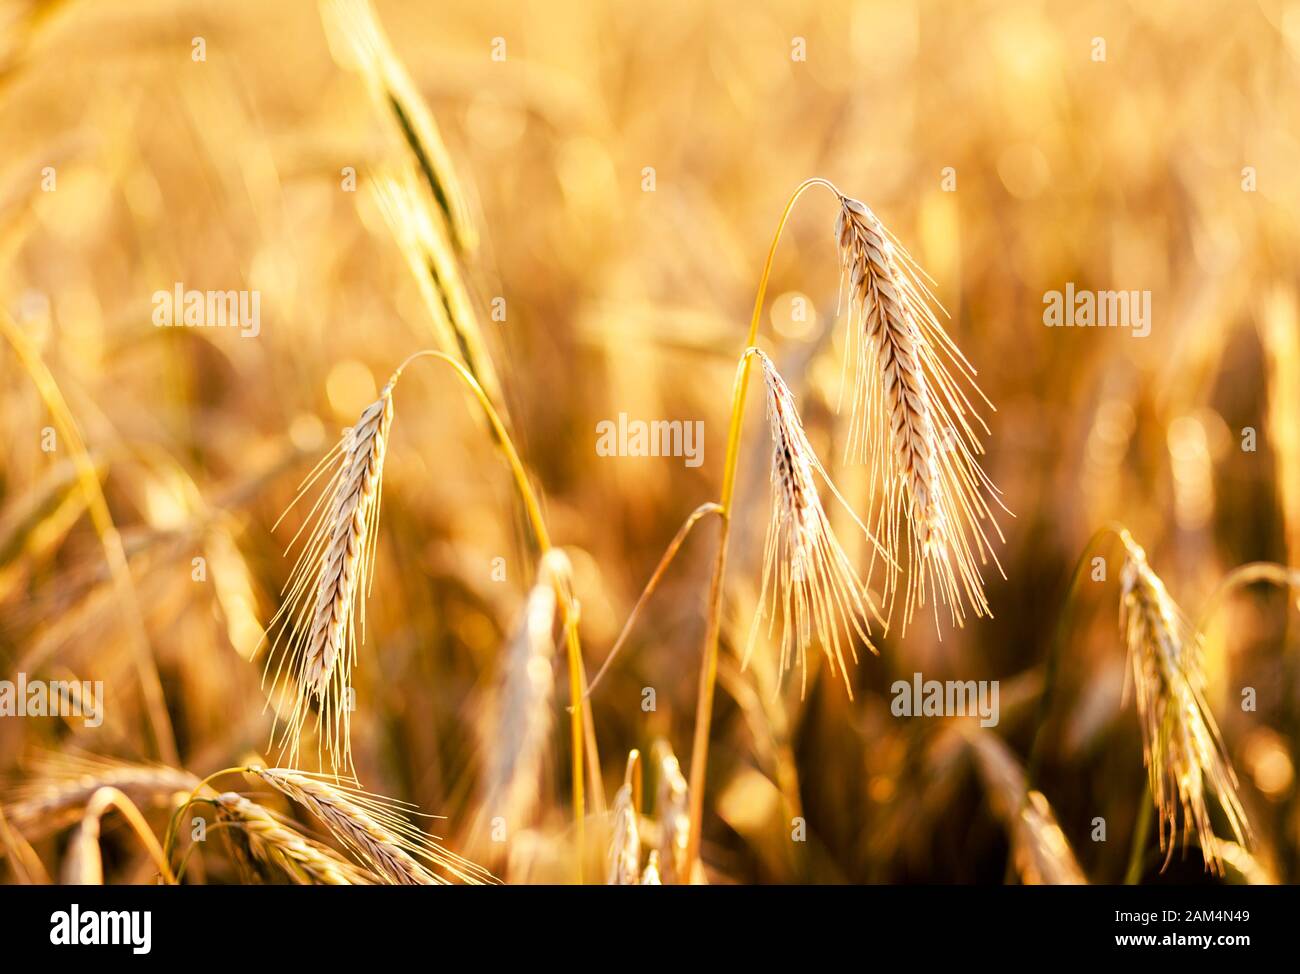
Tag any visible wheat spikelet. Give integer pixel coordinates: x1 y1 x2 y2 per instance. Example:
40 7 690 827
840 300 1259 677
1118 532 1251 872
605 780 641 885
964 726 1087 885
640 850 663 885
1 753 197 842
654 747 690 885
477 550 564 834
214 792 376 885
264 379 395 772
835 195 1004 631
250 767 493 885
746 349 883 696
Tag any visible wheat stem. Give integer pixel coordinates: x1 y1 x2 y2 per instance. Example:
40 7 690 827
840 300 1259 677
584 501 723 698
0 312 178 766
66 787 175 885
1025 522 1128 789
1124 782 1154 884
395 349 594 881
685 179 838 874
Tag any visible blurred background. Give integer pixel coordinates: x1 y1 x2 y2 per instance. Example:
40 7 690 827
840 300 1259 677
1 0 1299 884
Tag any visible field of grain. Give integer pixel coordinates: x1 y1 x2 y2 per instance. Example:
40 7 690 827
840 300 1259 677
2 0 1299 886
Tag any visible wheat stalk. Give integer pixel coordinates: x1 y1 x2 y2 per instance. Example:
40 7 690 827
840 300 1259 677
249 766 493 885
746 349 883 695
477 550 564 834
264 378 395 772
213 792 377 885
835 195 1005 631
63 787 174 885
1118 531 1251 872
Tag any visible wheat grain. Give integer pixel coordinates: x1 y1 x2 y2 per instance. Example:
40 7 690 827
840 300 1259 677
1118 531 1251 872
249 766 493 885
835 194 1005 631
214 792 376 885
746 349 883 695
264 379 394 772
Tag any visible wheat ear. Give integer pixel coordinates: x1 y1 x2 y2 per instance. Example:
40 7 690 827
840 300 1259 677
214 792 377 885
746 349 883 696
264 377 394 772
478 550 565 834
1 753 197 842
1118 531 1251 872
606 780 641 885
835 195 1005 631
320 0 477 255
963 726 1087 885
655 747 691 885
250 767 493 885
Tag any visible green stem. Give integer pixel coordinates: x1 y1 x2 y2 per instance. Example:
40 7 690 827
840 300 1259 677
1124 784 1154 884
1024 522 1128 790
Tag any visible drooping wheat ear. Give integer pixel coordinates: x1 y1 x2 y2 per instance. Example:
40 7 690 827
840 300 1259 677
213 792 377 885
606 780 641 885
250 767 494 885
835 195 1005 631
478 549 565 833
1118 532 1251 873
320 0 477 256
963 726 1087 885
654 746 691 885
1 753 198 842
746 349 883 696
264 378 395 772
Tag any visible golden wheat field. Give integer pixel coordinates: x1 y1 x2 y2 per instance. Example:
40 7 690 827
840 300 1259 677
1 0 1299 890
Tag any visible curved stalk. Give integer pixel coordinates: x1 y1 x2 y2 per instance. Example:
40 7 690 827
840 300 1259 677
393 350 594 881
584 502 723 698
685 178 842 872
1194 562 1300 636
78 787 176 885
